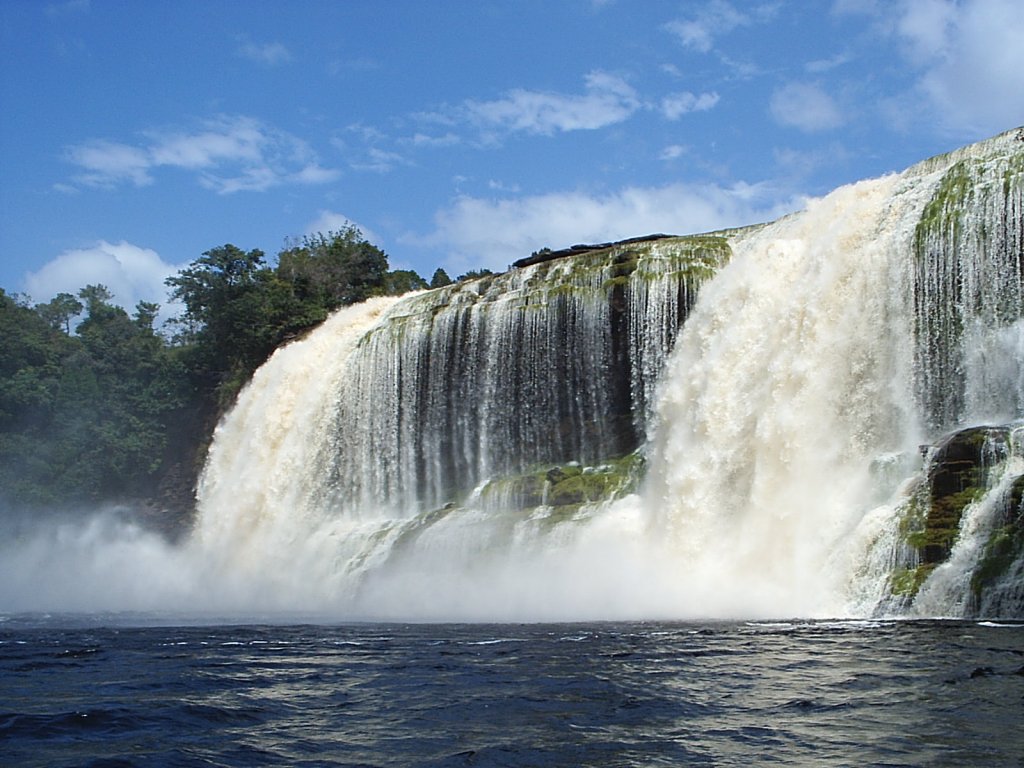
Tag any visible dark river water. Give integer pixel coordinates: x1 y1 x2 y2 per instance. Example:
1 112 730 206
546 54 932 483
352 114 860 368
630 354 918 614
1 616 1022 767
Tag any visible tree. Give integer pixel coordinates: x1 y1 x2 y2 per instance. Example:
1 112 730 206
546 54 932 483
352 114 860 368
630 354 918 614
456 268 495 281
0 285 187 507
277 226 389 309
133 301 160 332
384 269 428 295
166 244 294 402
35 292 83 334
165 244 267 339
430 268 453 288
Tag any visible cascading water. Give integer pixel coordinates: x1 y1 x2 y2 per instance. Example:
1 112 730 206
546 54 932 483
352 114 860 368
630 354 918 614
181 128 1024 620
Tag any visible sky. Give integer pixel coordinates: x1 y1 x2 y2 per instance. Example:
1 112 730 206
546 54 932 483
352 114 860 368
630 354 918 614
2 0 1023 324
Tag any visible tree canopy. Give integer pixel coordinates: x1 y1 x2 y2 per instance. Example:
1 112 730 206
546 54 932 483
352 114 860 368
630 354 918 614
0 225 486 525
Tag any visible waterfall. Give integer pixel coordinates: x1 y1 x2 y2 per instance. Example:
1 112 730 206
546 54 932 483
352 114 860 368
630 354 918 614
913 145 1024 430
185 128 1023 620
288 239 726 518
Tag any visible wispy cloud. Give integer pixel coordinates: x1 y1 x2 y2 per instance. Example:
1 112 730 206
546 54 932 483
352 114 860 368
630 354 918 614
660 144 687 161
237 39 292 66
664 0 778 53
417 182 801 273
769 82 845 133
64 115 339 193
661 91 720 120
350 147 410 174
408 132 461 148
464 71 641 137
362 74 711 162
66 140 153 187
806 53 851 74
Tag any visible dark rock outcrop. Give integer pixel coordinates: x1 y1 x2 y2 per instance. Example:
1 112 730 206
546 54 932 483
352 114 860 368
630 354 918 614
512 234 676 269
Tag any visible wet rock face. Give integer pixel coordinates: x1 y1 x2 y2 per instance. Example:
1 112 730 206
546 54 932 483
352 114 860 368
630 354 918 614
903 423 1024 613
920 426 1009 564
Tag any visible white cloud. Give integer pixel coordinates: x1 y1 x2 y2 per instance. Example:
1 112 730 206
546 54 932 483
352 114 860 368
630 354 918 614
661 91 720 120
418 183 801 273
22 241 186 329
66 140 153 187
351 147 409 174
661 144 687 161
664 1 778 52
408 132 461 148
897 0 957 63
291 164 342 185
488 179 521 193
895 0 1024 135
237 40 291 66
65 115 339 193
147 119 266 169
465 71 640 136
769 82 844 132
806 53 851 73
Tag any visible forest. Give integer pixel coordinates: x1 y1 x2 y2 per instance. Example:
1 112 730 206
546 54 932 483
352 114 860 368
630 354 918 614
0 226 486 533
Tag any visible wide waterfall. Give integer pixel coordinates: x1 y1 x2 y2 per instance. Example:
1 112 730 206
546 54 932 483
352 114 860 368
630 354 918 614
182 127 1024 620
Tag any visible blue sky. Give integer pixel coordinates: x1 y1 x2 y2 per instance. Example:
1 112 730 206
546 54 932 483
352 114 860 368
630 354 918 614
2 0 1023 322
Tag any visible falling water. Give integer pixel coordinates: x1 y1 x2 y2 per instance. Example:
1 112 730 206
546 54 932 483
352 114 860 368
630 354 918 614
182 129 1024 620
5 131 1019 619
180 128 1019 618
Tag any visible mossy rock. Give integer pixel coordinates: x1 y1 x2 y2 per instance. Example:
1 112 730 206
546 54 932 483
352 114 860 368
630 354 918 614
895 423 1022 606
476 452 645 520
482 473 548 508
971 524 1024 599
890 564 937 598
969 473 1024 598
915 425 1009 564
547 472 615 506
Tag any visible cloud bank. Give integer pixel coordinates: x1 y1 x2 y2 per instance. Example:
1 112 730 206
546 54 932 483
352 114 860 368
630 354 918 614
22 241 186 329
894 0 1024 134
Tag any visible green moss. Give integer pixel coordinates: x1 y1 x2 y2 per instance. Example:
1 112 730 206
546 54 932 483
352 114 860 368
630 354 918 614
916 159 974 242
970 525 1022 598
890 564 936 598
481 473 547 507
601 275 631 291
1002 150 1024 197
898 475 983 559
548 472 613 506
476 451 645 522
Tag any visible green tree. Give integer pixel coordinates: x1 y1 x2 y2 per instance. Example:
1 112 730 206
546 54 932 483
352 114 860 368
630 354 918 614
429 268 453 288
456 268 495 281
277 226 389 309
0 286 187 508
35 292 83 334
384 269 428 295
0 288 66 433
134 300 160 332
167 244 323 406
